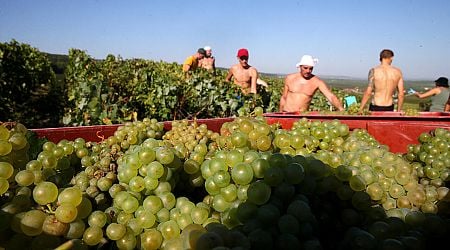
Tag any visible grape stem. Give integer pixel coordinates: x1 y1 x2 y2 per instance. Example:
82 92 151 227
45 204 56 214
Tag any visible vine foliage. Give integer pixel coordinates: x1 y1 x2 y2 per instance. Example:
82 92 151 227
63 49 280 125
0 40 64 128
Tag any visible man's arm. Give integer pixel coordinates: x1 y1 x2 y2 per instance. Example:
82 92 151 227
225 68 234 82
182 64 191 73
182 56 192 73
250 68 258 94
396 75 405 112
359 68 375 112
318 81 344 111
414 88 439 99
279 77 289 112
445 96 450 112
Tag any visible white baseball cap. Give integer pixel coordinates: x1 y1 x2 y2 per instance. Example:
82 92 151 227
204 46 212 51
296 55 318 67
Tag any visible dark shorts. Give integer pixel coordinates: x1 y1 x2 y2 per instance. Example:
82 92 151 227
369 104 394 111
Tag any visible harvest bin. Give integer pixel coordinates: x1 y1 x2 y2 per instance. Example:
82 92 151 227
30 118 234 143
264 111 450 153
31 114 449 154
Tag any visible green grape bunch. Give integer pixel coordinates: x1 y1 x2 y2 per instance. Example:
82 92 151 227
403 108 419 116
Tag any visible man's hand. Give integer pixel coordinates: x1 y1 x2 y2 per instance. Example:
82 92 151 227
357 108 365 115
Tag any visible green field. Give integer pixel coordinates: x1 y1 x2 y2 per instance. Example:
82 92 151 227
324 77 432 90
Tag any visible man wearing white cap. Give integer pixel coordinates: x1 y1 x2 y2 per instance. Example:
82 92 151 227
279 55 344 112
199 46 216 73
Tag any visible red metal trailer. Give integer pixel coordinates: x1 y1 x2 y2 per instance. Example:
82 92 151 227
31 113 449 153
264 111 450 153
30 118 234 143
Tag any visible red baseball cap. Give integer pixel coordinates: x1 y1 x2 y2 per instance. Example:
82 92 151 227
237 48 249 57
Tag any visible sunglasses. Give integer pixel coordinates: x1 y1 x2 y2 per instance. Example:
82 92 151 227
239 56 248 61
301 66 313 70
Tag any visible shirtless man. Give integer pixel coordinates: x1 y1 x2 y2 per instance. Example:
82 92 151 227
225 48 258 95
279 55 344 112
199 46 216 72
359 49 404 112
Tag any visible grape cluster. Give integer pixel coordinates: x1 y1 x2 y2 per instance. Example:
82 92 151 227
0 119 173 249
405 128 450 185
190 153 449 250
0 122 30 195
270 119 449 215
162 120 220 191
346 103 362 115
334 127 450 214
216 116 278 152
274 118 350 157
163 120 219 158
404 108 420 116
201 149 266 216
403 128 450 213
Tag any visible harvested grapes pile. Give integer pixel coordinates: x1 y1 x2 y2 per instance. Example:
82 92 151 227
0 114 449 250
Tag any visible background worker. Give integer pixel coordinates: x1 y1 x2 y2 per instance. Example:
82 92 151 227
199 46 216 73
279 55 344 112
414 77 449 112
183 48 206 75
359 49 404 112
225 48 258 95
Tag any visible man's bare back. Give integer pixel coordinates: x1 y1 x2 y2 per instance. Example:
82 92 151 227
359 49 404 112
370 65 403 106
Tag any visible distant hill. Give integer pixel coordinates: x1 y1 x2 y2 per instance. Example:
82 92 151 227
45 53 69 74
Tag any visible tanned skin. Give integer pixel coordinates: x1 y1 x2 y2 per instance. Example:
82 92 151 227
279 65 344 112
226 56 258 95
199 49 216 73
359 54 404 112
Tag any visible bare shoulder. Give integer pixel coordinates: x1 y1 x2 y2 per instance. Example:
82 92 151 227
313 75 322 81
312 75 325 85
229 64 239 71
392 66 403 74
372 65 382 71
284 73 298 82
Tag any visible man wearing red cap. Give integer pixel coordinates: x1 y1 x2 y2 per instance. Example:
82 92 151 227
225 48 258 95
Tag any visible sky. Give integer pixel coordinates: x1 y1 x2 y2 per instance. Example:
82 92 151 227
1 0 450 80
